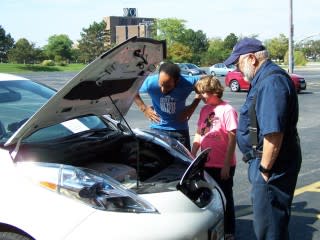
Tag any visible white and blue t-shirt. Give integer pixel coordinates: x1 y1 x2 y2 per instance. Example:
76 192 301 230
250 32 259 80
139 74 199 130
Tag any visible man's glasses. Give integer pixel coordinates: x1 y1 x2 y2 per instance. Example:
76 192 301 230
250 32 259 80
234 53 252 68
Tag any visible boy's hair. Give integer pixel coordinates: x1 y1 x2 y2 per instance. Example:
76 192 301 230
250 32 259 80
195 75 224 98
159 62 181 81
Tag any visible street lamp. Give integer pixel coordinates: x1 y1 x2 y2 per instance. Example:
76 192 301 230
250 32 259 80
288 0 294 73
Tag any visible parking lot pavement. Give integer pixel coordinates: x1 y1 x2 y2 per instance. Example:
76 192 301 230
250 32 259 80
235 181 320 239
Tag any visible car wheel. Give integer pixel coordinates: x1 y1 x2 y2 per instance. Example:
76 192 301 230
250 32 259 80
211 71 216 76
0 232 32 240
230 80 240 92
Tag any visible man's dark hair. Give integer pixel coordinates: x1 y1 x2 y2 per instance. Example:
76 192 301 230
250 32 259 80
159 62 181 81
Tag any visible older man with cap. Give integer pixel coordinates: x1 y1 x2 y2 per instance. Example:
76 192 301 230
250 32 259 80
224 38 302 239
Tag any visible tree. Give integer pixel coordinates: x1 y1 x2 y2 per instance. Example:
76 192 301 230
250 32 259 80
0 25 14 63
44 34 73 62
201 37 233 66
223 33 238 50
178 29 209 64
264 34 288 62
284 50 307 66
168 42 192 63
8 38 38 64
297 39 320 61
77 20 111 63
155 18 186 48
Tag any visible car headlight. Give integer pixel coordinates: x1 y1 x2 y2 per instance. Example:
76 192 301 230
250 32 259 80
16 162 158 213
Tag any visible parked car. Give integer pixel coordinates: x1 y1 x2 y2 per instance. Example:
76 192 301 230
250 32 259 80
225 70 307 92
209 63 236 76
0 37 225 240
177 63 207 76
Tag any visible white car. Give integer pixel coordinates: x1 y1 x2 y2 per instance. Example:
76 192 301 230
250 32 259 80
0 37 225 240
209 63 236 76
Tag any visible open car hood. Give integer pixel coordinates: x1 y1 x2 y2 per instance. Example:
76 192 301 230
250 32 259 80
6 37 166 146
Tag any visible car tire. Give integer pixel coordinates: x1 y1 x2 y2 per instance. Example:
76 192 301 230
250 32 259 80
211 71 216 76
230 80 240 92
0 232 32 240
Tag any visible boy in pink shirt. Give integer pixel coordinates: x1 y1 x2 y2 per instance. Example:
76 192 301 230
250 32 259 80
192 75 238 240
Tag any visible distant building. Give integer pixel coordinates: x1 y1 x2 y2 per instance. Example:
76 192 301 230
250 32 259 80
104 8 155 45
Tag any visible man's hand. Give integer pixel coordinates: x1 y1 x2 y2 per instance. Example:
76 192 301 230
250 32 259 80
134 94 160 123
261 172 269 182
144 106 161 123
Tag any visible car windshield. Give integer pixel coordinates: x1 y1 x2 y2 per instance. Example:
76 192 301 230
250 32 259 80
0 80 109 144
185 63 198 69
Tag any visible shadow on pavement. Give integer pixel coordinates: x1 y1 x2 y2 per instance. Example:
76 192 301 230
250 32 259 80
289 201 319 240
235 202 319 239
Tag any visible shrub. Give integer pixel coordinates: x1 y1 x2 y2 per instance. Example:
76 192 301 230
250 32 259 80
57 61 67 66
41 60 55 66
54 56 68 66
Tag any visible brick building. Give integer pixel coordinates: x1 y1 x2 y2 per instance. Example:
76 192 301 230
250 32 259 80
104 8 155 45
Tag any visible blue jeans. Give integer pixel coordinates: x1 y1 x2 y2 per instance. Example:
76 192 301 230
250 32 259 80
248 158 300 240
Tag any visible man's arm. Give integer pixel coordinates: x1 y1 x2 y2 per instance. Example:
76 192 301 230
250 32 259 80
260 132 284 181
179 94 202 121
134 94 160 123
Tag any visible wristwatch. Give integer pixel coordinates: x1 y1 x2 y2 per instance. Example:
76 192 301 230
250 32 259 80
259 164 271 173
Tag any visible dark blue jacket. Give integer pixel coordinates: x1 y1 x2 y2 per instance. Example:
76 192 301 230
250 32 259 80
237 60 301 170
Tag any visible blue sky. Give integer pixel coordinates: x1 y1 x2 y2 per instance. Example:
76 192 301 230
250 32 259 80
1 0 319 47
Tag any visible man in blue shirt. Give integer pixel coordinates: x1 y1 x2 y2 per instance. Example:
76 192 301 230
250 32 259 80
224 38 302 239
134 62 201 150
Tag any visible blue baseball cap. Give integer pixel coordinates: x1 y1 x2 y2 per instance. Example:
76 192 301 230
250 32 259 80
224 38 265 66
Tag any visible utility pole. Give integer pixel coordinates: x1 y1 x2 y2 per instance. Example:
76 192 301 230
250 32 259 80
288 0 294 73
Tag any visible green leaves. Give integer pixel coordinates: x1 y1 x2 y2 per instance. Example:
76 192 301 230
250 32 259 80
0 25 14 62
44 34 73 62
8 38 38 64
77 21 111 63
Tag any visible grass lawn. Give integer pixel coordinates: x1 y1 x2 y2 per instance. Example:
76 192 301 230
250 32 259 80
0 63 86 73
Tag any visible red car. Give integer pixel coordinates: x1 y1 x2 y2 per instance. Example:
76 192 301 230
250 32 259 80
225 71 307 93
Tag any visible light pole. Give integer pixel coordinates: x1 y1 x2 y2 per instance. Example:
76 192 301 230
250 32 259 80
288 0 294 73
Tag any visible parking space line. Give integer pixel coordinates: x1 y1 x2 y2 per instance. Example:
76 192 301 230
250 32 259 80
236 207 320 219
291 211 320 219
294 181 320 196
236 181 320 218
